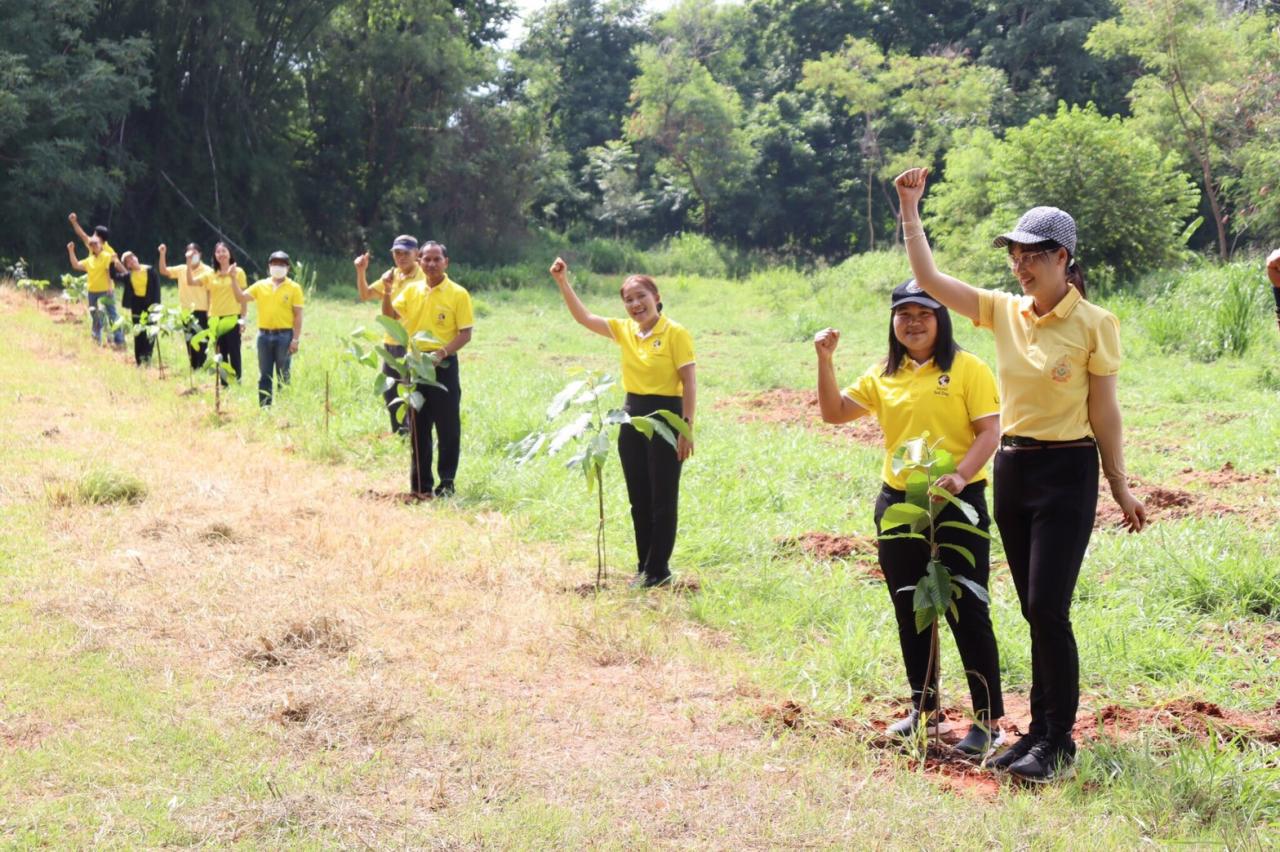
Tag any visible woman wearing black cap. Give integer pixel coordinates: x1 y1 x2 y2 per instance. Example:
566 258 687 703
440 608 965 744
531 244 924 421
894 167 1146 782
816 280 1004 756
233 251 304 406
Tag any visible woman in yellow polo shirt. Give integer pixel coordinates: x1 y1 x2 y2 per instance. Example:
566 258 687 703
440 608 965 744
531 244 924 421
816 280 1004 757
207 242 248 384
66 236 125 348
158 242 214 370
113 251 161 366
549 257 695 588
894 167 1146 782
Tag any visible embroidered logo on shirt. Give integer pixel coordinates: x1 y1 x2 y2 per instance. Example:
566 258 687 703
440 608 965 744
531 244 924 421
437 311 446 322
1050 355 1073 383
652 339 662 350
938 374 950 387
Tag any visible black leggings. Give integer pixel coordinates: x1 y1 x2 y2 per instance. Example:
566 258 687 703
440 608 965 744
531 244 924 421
408 355 461 493
383 344 408 434
130 309 155 366
617 393 684 582
875 481 1003 720
186 310 209 370
213 318 242 382
994 443 1099 743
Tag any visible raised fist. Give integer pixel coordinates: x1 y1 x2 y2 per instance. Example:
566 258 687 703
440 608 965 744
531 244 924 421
354 252 370 271
550 257 568 280
814 327 840 360
67 241 76 253
894 168 930 207
68 212 78 224
158 243 167 254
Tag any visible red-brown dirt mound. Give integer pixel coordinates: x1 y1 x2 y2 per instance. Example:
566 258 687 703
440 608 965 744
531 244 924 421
1075 699 1280 745
1095 479 1236 528
1178 461 1275 489
776 532 883 579
729 389 883 445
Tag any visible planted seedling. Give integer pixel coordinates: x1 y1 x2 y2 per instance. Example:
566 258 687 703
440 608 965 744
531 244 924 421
191 315 240 412
140 304 184 378
511 369 690 590
877 433 992 757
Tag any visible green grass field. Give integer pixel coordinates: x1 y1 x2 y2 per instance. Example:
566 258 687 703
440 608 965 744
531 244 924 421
2 251 1278 846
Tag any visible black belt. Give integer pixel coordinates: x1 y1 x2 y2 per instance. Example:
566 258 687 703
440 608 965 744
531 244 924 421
1001 435 1095 451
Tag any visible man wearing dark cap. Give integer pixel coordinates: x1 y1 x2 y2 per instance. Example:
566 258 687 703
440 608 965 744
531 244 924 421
354 235 426 432
235 251 305 406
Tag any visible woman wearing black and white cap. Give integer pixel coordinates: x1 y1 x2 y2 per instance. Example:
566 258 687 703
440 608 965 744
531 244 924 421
894 168 1146 782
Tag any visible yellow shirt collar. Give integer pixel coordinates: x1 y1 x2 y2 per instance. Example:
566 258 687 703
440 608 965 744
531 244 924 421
635 315 670 338
1019 285 1082 324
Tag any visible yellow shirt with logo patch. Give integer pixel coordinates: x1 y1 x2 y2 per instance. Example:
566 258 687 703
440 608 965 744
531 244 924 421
392 275 474 352
207 266 248 317
371 266 426 345
245 278 305 330
845 350 1000 490
81 251 115 294
129 268 149 298
171 262 214 312
975 286 1121 441
605 315 696 397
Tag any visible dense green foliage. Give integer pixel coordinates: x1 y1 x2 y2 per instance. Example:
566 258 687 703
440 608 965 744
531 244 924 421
2 0 1278 273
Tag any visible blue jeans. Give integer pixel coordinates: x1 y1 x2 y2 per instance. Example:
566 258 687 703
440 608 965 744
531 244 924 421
256 329 293 406
89 291 124 346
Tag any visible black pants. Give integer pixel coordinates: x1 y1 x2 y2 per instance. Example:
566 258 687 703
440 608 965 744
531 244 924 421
213 318 242 383
186 310 209 370
618 393 683 582
875 481 1003 719
130 309 155 366
383 344 408 434
994 443 1099 743
408 355 461 494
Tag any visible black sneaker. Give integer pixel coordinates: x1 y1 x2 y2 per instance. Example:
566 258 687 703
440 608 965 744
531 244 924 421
886 709 939 739
1007 738 1077 783
433 482 455 498
955 723 1006 758
988 733 1042 771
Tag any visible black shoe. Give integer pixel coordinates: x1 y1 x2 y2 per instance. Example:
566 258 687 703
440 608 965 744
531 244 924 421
988 733 1043 771
1007 738 1076 782
886 709 939 739
955 722 1005 757
631 572 671 589
433 482 455 498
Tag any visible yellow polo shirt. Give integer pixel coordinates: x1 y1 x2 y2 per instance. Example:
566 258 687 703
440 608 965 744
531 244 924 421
207 266 247 317
172 262 214 312
129 268 149 298
976 286 1122 441
845 350 1000 490
392 275 474 352
371 266 426 345
605 315 696 397
245 278 305 330
82 251 115 294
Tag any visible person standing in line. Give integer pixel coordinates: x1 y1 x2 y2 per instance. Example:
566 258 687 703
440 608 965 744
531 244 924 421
232 251 304 407
815 280 1004 757
356 235 426 434
1267 249 1280 333
113 251 162 366
66 235 125 347
383 241 473 498
549 257 696 588
207 242 248 384
157 242 214 370
894 166 1146 782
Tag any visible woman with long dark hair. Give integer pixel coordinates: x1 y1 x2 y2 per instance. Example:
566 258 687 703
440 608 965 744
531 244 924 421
894 167 1146 782
816 280 1004 756
207 241 247 383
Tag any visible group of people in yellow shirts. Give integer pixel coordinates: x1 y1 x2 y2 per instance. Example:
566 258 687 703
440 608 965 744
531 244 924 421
65 213 305 406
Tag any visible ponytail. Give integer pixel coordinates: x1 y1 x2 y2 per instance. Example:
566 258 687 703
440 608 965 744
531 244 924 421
1067 258 1087 299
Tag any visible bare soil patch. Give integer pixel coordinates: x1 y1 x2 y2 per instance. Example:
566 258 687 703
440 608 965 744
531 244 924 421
1096 478 1237 528
1179 461 1274 489
728 388 883 445
1075 699 1280 745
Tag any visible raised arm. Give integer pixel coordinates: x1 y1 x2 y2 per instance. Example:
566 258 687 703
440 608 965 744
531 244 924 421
549 257 611 339
354 253 380 301
229 264 251 306
156 244 178 278
66 242 85 273
814 328 868 424
68 212 91 248
894 168 982 323
1088 373 1146 533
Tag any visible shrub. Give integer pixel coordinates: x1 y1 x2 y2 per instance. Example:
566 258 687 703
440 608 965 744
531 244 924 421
643 233 729 279
1140 262 1269 361
76 468 147 506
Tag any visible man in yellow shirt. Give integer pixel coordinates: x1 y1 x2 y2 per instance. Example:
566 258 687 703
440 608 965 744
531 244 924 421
234 251 304 407
158 242 214 370
356 234 426 433
384 241 474 497
66 235 124 347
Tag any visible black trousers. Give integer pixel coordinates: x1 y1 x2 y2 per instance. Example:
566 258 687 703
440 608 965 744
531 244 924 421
213 318 242 382
875 481 1003 719
186 310 209 370
383 344 408 434
618 393 683 582
993 443 1099 743
130 309 155 366
408 355 461 494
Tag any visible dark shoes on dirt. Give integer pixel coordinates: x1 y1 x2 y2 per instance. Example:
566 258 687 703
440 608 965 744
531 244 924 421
629 571 673 589
955 723 1005 757
989 735 1077 781
433 482 455 498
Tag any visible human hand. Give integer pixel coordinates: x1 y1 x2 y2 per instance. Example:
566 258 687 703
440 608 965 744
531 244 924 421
354 252 370 271
677 434 693 462
1112 484 1147 533
228 262 238 279
894 167 929 209
158 243 166 255
1267 248 1280 287
550 257 568 283
933 473 966 497
813 327 840 360
289 338 299 354
66 241 76 253
68 212 78 225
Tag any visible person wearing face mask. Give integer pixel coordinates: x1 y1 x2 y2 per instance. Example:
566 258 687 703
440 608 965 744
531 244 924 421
894 167 1146 782
355 235 426 434
67 235 125 347
158 242 214 370
815 281 1004 757
233 251 304 407
548 257 696 588
207 242 248 384
382 241 473 498
111 251 162 366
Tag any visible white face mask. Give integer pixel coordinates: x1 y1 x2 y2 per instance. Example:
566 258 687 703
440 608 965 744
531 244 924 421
189 253 201 265
269 265 288 280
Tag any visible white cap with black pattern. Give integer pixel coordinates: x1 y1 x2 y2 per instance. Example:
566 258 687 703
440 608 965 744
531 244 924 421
993 206 1077 255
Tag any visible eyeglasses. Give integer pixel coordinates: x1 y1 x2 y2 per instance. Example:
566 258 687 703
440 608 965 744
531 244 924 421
1006 250 1055 270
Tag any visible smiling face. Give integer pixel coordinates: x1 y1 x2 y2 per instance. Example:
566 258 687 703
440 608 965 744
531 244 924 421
214 243 231 268
892 304 938 359
620 277 660 327
392 247 416 273
1008 243 1068 297
123 252 140 271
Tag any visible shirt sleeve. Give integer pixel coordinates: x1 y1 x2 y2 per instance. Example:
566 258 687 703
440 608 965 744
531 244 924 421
454 289 474 329
843 365 880 413
974 288 999 329
1087 313 1123 376
245 281 262 300
962 355 1001 421
670 324 695 368
391 285 412 316
604 317 624 345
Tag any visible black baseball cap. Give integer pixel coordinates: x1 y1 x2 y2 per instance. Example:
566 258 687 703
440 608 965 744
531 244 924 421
268 250 291 264
891 279 941 311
